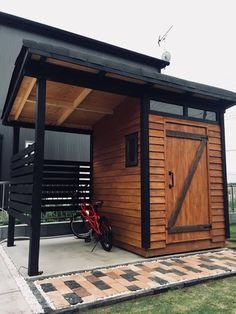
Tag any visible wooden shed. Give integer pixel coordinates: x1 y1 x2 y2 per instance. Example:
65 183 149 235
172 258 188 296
2 39 236 276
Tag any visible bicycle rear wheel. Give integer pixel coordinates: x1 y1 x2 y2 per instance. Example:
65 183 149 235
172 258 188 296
99 216 113 251
70 213 90 239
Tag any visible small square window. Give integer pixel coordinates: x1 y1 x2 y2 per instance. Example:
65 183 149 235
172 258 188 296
125 133 138 167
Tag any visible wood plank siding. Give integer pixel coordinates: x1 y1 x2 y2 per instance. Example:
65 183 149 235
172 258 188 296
148 115 225 256
93 97 141 249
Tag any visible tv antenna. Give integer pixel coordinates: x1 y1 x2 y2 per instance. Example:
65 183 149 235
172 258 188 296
158 25 173 62
158 25 173 47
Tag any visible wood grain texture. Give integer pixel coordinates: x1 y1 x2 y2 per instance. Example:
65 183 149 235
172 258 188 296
9 78 127 129
148 115 225 255
93 97 141 247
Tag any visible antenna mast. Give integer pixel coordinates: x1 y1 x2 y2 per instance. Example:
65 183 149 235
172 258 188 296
158 25 173 47
158 25 173 63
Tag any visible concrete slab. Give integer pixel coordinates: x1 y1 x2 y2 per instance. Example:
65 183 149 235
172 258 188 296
0 291 33 314
0 257 18 294
0 249 33 314
2 236 145 278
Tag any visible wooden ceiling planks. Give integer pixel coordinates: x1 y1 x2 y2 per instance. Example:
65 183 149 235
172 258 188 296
26 98 114 115
63 109 107 126
9 76 127 129
14 77 37 120
56 88 92 125
78 90 126 112
9 76 37 120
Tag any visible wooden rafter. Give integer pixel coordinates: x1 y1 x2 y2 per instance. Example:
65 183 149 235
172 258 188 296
26 98 113 115
56 88 92 125
14 78 37 120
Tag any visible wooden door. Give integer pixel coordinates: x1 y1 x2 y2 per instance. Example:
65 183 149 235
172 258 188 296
165 121 211 243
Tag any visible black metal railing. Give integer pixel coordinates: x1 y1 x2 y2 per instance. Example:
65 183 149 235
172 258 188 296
9 143 35 224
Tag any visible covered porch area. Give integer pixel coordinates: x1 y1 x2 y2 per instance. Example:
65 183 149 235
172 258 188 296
2 41 144 276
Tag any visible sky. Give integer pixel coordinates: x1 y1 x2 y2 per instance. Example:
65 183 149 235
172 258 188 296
0 0 235 181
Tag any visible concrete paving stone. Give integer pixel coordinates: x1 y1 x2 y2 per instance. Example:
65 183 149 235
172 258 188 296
108 282 129 293
134 280 153 289
121 273 137 282
84 274 99 283
4 243 236 313
64 279 81 289
63 292 82 305
100 276 117 286
105 271 120 279
159 260 175 266
82 294 100 303
127 285 141 291
170 268 187 276
74 287 91 298
181 265 202 273
116 277 133 287
40 283 56 293
134 274 151 282
110 268 125 275
152 267 169 274
78 281 106 298
150 276 168 285
151 271 180 283
226 262 236 268
92 270 106 277
93 280 111 290
138 269 153 277
101 287 119 297
46 291 69 309
50 280 72 294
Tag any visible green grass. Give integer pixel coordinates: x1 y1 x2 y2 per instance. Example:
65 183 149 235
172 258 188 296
0 210 75 226
81 277 236 314
230 224 236 240
0 211 8 226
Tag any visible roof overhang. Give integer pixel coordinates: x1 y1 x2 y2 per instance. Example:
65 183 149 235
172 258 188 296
2 40 236 131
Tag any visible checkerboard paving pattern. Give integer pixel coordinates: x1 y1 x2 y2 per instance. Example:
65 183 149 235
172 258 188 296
33 249 236 311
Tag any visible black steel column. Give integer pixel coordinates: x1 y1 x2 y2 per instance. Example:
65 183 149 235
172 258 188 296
90 133 93 201
220 110 230 239
140 95 150 249
28 77 46 276
7 126 20 247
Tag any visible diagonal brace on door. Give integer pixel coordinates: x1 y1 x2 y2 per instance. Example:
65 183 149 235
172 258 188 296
167 138 208 230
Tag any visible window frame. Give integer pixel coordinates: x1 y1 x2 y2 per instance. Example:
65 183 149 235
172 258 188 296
149 99 218 124
125 132 138 167
150 100 184 116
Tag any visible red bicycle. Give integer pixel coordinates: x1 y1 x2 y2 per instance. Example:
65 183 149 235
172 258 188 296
70 201 113 252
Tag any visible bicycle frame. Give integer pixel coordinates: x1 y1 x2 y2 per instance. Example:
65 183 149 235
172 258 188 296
80 203 102 236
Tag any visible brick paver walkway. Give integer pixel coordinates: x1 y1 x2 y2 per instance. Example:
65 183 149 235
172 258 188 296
31 249 236 311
